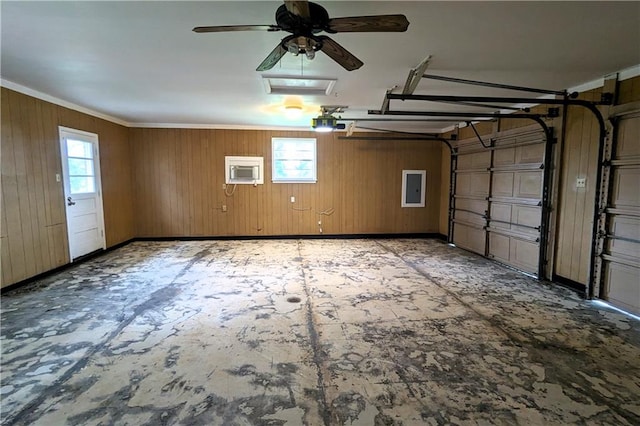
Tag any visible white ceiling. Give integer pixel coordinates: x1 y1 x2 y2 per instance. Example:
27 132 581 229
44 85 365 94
2 1 639 133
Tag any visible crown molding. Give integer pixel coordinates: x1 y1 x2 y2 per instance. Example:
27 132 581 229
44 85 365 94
1 79 131 127
130 123 312 131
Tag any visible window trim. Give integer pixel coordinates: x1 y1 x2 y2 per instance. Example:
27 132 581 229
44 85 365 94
271 137 317 183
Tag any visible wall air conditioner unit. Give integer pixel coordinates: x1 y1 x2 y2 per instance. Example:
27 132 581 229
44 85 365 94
225 156 264 185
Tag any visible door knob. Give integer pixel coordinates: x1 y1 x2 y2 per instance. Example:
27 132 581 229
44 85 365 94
67 197 76 206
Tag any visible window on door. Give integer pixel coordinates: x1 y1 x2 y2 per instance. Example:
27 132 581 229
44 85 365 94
66 139 96 194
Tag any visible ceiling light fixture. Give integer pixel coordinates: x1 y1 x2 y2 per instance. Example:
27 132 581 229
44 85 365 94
284 105 303 120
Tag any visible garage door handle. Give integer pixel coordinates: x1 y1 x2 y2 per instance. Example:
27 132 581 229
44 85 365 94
67 197 76 206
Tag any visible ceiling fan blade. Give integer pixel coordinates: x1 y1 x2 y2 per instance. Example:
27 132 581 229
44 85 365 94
256 43 288 71
193 24 281 33
327 15 409 33
318 36 363 71
284 0 310 18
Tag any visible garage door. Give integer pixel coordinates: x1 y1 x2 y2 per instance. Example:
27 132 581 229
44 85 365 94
452 125 550 277
594 108 640 315
451 144 490 255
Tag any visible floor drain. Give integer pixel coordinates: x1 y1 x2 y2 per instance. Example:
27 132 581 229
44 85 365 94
286 296 301 303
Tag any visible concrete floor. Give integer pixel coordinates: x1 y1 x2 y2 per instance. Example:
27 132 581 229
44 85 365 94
1 238 639 425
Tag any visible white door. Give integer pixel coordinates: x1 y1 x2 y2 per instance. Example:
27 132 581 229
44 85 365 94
59 127 106 260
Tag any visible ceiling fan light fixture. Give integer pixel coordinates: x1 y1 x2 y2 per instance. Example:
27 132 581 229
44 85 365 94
284 104 303 119
287 43 300 55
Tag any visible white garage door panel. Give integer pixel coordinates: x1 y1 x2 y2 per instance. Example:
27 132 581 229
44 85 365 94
452 126 547 276
489 233 510 263
617 116 640 156
456 198 487 215
454 210 485 226
488 231 539 274
604 262 640 315
494 148 516 166
515 172 543 199
453 223 486 254
456 173 490 197
492 173 515 197
457 151 491 169
490 203 512 229
610 167 640 209
595 111 640 315
517 144 545 164
608 216 640 260
513 205 542 229
510 238 540 274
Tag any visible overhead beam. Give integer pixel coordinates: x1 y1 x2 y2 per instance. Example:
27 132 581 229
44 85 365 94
385 93 610 107
422 73 568 97
367 109 550 120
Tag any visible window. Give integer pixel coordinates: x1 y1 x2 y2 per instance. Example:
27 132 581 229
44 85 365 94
272 137 317 183
401 170 426 207
66 139 96 194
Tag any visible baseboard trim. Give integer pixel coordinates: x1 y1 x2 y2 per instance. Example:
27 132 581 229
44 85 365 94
134 233 446 242
552 274 587 296
1 238 136 294
2 234 446 293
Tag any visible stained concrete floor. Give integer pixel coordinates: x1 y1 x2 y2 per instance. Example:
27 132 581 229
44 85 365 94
1 238 639 425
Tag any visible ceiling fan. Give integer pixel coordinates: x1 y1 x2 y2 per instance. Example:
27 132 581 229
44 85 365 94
193 0 409 71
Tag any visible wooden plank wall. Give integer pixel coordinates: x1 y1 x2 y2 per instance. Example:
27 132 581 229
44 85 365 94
555 77 640 285
1 88 134 288
130 128 443 237
2 76 638 289
553 88 603 284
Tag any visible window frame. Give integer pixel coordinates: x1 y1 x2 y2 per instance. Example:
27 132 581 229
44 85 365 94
271 137 317 183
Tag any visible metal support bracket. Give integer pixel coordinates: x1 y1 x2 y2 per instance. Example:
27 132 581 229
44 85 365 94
402 56 431 95
467 121 492 149
421 73 567 97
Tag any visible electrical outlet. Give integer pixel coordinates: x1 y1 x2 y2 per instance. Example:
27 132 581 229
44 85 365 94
222 183 226 190
290 196 295 203
222 205 227 212
576 177 586 188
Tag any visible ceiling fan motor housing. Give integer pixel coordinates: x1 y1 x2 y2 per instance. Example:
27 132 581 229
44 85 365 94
275 2 330 35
